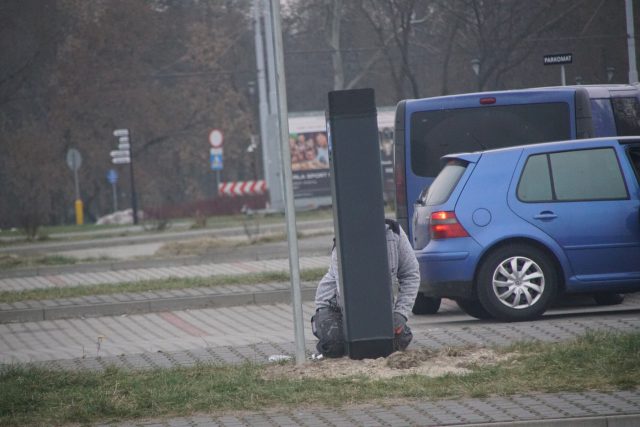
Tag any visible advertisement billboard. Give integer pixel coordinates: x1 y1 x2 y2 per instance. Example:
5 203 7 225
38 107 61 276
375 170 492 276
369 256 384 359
288 108 395 203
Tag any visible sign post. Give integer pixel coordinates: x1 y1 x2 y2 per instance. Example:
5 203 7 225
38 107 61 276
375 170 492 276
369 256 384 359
111 129 139 224
269 0 305 365
66 148 84 225
107 169 119 212
209 129 224 197
543 53 573 86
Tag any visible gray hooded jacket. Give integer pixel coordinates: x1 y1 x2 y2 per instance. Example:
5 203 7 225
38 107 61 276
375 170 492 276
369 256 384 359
314 222 420 319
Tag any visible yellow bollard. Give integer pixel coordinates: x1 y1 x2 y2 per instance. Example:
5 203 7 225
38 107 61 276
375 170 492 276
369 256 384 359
75 199 84 225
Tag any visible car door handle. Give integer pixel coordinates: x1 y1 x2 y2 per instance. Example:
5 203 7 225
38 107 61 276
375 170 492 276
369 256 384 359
533 211 557 220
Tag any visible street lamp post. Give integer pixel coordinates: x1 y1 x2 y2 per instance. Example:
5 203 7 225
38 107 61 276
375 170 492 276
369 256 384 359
471 58 481 90
626 0 639 83
606 66 615 83
111 129 139 225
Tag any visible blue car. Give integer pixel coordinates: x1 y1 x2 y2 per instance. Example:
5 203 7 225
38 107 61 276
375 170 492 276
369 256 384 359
411 137 640 321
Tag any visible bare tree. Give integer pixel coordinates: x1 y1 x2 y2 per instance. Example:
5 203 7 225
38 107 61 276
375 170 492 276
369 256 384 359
357 0 441 99
1 127 63 237
442 0 590 91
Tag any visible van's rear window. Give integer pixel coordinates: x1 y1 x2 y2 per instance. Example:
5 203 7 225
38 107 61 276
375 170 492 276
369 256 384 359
410 102 570 177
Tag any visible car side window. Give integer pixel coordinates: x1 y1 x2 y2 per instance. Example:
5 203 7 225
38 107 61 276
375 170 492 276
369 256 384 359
517 154 552 201
551 148 627 200
518 148 628 202
611 97 640 136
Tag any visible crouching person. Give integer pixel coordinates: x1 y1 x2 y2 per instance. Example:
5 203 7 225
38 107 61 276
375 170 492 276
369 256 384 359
311 219 420 358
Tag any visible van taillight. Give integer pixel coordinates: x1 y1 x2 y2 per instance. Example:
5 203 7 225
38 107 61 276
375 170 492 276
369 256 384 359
430 211 469 239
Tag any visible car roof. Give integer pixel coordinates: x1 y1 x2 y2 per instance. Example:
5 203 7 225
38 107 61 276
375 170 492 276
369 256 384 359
442 136 640 161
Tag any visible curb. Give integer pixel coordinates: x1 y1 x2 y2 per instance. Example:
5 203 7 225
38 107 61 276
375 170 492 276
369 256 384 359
461 413 640 426
0 285 316 323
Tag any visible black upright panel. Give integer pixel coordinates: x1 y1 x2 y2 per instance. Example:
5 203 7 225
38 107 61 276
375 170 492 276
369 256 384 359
327 88 394 360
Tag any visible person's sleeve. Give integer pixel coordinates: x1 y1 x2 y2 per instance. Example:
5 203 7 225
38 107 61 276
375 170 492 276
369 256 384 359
393 227 420 319
315 248 339 310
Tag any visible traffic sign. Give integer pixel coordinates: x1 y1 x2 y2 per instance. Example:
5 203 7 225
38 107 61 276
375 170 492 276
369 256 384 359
112 157 131 164
543 53 572 65
210 152 223 170
66 148 82 171
118 143 131 151
113 129 129 137
110 150 129 157
107 169 119 184
209 129 224 148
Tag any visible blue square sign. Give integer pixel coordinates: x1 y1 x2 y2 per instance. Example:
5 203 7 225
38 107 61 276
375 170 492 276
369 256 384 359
210 153 223 170
106 169 119 184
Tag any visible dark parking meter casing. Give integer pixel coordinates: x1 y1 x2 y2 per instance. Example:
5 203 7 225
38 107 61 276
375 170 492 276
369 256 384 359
327 88 394 359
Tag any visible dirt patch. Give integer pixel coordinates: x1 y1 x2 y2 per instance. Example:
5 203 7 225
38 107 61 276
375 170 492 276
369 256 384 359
155 229 332 256
262 347 513 380
155 237 243 256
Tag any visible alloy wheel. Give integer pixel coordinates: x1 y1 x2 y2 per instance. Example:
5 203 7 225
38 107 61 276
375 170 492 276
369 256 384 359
492 256 545 309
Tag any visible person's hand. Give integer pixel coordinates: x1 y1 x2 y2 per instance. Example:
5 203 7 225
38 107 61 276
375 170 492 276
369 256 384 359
393 312 407 335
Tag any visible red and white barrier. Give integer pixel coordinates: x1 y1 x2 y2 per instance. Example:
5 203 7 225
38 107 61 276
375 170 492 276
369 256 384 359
218 180 267 197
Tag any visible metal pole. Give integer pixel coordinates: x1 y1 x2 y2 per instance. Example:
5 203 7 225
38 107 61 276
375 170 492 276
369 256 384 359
264 1 278 116
112 182 118 212
268 0 306 365
216 170 221 197
128 132 139 225
626 0 639 83
263 0 284 211
561 65 566 86
73 163 80 201
72 156 83 225
254 0 271 206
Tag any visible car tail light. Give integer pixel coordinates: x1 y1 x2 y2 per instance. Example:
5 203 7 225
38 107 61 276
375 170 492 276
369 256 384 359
430 211 469 239
479 97 496 105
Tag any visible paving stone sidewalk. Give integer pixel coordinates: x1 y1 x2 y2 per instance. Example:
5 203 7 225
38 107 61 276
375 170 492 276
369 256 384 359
19 314 639 371
13 315 640 427
97 392 640 426
0 255 330 292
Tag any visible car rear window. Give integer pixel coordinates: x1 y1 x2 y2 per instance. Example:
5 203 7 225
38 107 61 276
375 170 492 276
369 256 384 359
422 160 468 206
410 102 571 177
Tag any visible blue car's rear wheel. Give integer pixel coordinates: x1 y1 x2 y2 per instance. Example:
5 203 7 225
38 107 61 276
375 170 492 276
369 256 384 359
477 244 558 322
412 292 442 315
